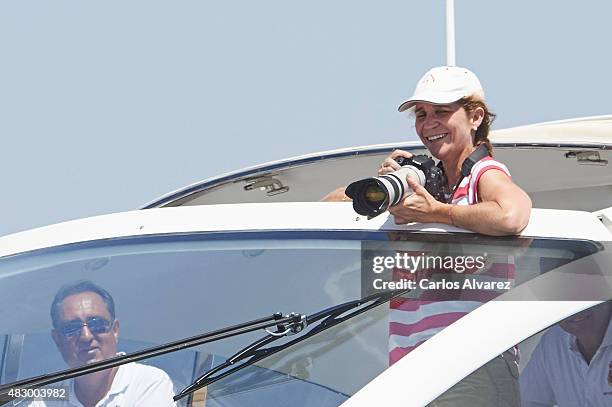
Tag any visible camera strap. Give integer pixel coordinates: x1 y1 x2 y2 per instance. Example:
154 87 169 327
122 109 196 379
444 144 490 202
460 143 490 179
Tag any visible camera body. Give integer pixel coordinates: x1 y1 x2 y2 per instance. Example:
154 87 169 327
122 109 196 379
394 155 448 203
345 154 448 218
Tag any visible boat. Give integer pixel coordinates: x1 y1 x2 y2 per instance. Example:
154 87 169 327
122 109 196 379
0 113 609 406
1 0 610 403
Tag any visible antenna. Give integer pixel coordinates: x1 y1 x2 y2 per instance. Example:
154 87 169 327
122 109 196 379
446 0 456 66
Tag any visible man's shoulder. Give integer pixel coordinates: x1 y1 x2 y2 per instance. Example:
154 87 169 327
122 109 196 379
538 325 566 344
535 325 570 361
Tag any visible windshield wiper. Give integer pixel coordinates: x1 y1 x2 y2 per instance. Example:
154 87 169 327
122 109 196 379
0 313 301 406
174 288 405 401
0 289 405 405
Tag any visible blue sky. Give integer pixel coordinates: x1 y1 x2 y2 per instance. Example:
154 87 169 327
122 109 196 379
1 1 610 236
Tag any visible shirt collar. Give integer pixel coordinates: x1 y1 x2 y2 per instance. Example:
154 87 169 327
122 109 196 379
106 365 129 396
67 379 81 407
567 331 579 353
67 352 129 405
106 352 129 396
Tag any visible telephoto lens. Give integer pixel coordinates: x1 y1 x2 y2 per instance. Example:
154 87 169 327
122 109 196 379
345 160 426 218
345 154 445 218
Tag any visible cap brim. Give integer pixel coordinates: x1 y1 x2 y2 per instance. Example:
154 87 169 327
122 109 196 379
398 92 465 112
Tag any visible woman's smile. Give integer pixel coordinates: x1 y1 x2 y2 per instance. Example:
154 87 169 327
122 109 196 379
424 133 448 142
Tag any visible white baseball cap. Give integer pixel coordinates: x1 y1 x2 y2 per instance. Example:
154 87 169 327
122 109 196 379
398 66 485 112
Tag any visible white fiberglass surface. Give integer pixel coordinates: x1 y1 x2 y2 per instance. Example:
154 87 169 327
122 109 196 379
0 231 604 407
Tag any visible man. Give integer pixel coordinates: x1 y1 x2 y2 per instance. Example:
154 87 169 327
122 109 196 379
28 280 176 407
520 301 612 407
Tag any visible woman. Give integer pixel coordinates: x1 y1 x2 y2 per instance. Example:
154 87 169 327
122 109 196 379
363 66 530 406
380 65 531 235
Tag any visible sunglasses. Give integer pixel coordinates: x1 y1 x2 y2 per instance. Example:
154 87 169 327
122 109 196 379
58 317 113 338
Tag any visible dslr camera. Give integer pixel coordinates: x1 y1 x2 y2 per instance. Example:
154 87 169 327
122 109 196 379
345 154 448 218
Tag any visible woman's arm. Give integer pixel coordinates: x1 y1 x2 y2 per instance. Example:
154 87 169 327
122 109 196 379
389 170 532 236
459 170 532 235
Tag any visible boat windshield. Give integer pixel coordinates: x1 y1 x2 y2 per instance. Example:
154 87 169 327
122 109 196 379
0 231 601 406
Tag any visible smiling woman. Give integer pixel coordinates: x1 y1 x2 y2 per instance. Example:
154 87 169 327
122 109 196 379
321 66 531 237
371 67 534 407
377 66 532 236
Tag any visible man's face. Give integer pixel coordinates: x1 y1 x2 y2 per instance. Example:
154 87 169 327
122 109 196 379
51 291 119 367
559 302 612 338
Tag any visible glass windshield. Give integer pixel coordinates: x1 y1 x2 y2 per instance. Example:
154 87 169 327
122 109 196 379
0 231 601 406
430 301 612 407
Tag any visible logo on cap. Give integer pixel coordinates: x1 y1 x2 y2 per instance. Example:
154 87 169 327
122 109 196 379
420 74 436 87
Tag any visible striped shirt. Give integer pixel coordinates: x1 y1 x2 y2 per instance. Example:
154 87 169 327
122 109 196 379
451 157 510 205
389 156 513 365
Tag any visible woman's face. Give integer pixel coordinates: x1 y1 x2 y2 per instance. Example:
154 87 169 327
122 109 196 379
413 101 481 162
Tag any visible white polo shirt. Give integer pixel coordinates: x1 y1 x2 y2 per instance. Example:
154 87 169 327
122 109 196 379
25 362 176 407
520 321 612 407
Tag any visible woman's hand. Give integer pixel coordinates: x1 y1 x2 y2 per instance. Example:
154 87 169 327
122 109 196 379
388 176 447 224
378 149 414 175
